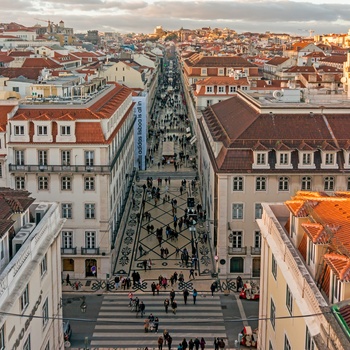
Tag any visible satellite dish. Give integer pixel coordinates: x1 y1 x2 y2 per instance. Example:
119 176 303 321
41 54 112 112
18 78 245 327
341 77 347 84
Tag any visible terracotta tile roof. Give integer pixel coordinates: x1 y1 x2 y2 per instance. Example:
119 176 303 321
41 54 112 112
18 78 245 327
8 51 33 57
196 76 249 86
285 66 317 73
0 188 34 220
323 253 350 282
22 57 61 69
0 105 16 132
75 121 105 143
320 56 347 64
0 67 42 80
265 57 289 66
185 54 256 68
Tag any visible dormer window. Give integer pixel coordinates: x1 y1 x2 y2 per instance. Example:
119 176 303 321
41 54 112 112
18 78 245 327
206 86 213 93
343 151 350 169
229 86 236 93
253 151 270 169
276 150 293 169
201 68 207 76
298 151 315 169
218 68 224 76
14 125 24 135
61 126 71 136
302 153 311 165
257 153 266 165
38 126 48 136
218 86 225 93
321 151 338 169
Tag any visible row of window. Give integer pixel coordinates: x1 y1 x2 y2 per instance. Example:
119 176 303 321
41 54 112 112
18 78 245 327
62 231 96 249
61 203 96 220
15 176 95 192
232 203 262 220
14 125 72 136
15 150 94 166
233 176 340 192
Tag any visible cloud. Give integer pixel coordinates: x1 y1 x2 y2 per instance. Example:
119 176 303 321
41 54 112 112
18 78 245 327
1 0 350 34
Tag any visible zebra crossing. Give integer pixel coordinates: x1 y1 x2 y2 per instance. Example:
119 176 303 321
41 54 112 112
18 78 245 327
90 293 227 349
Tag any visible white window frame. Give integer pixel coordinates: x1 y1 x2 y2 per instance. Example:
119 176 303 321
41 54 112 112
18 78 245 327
201 68 207 76
85 231 96 249
255 203 262 219
257 153 266 165
84 177 95 191
229 86 236 93
232 231 243 248
256 176 267 191
254 231 261 248
278 176 289 191
40 254 47 277
233 176 244 191
324 176 335 191
325 152 334 165
61 150 71 166
60 125 71 136
279 153 289 165
270 298 276 330
302 152 312 165
301 176 312 191
38 150 48 166
37 125 48 136
284 334 291 350
15 176 25 190
286 285 293 314
218 68 224 76
218 86 225 93
321 151 337 169
61 176 72 191
85 203 95 219
38 176 49 190
15 150 24 165
42 298 49 327
61 203 72 219
23 334 31 350
232 203 244 220
20 284 29 312
85 151 94 167
272 254 277 280
206 86 213 93
14 125 25 135
62 231 73 248
305 326 315 350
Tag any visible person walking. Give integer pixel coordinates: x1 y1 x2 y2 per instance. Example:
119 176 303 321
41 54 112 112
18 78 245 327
199 338 206 350
65 273 70 286
189 268 195 279
171 299 178 314
213 338 219 350
164 298 170 313
188 339 194 350
151 282 157 296
192 289 198 304
170 289 176 303
193 338 200 350
218 338 225 349
114 275 120 289
183 288 189 305
158 336 164 350
143 259 147 272
236 275 243 292
154 317 159 333
210 282 217 297
167 335 173 350
139 301 145 317
182 338 188 350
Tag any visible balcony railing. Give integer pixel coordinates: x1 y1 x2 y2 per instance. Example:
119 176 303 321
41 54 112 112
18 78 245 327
228 246 247 255
81 247 100 255
250 246 261 255
61 247 77 255
9 164 110 174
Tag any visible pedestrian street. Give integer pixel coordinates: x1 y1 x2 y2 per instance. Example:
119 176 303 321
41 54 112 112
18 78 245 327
90 293 226 349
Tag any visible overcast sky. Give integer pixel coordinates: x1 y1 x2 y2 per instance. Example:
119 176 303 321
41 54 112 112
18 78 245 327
2 0 350 35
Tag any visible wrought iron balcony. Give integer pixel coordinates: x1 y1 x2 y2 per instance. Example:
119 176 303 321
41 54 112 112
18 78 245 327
61 247 77 255
9 164 110 174
228 246 247 255
81 247 100 255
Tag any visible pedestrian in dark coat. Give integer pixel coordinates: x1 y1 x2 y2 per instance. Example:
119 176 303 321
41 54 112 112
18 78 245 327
188 339 194 350
211 282 217 296
171 300 177 314
182 338 188 350
199 338 206 350
151 282 157 296
183 288 189 304
193 338 200 350
164 298 170 313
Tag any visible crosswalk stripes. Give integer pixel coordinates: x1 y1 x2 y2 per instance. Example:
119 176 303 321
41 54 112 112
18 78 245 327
90 293 227 349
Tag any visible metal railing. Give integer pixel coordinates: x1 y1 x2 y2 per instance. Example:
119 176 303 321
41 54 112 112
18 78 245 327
81 247 100 255
228 246 247 255
61 247 77 255
9 164 110 173
250 246 261 255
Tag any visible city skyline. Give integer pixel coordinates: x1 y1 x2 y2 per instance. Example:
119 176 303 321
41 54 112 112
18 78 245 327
2 0 350 35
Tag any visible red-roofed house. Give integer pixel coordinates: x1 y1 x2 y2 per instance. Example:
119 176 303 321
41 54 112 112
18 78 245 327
6 83 135 279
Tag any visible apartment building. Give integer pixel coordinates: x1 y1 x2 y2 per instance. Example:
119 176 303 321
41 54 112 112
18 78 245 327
257 192 350 350
0 188 64 350
5 81 135 280
197 89 350 279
